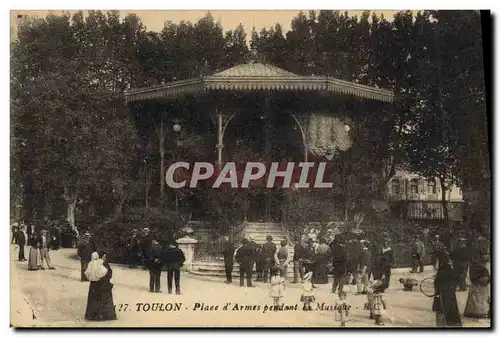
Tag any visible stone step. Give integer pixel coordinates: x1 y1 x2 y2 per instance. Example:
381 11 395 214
246 227 283 232
246 236 287 241
246 222 283 228
247 233 285 238
191 263 295 278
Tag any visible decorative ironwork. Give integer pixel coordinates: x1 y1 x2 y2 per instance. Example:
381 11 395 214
192 221 247 262
290 112 310 161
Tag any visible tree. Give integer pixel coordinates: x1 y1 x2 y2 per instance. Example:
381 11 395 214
223 23 249 67
285 189 340 241
11 12 140 232
405 11 488 229
285 11 316 75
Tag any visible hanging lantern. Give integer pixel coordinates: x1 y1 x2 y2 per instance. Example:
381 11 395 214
173 123 182 132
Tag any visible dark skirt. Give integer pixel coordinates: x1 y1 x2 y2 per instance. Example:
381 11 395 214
85 280 117 321
432 292 462 327
314 257 329 284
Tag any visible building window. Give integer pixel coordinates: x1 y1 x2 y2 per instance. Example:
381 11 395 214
410 179 419 194
391 179 401 194
427 179 437 194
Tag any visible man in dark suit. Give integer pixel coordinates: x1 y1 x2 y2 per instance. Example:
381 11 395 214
146 239 164 293
128 229 142 267
11 224 18 244
248 237 259 281
221 236 235 284
50 222 61 250
163 240 185 295
235 238 255 287
16 225 27 261
451 237 469 291
330 234 348 294
139 228 153 261
261 235 277 282
292 239 305 283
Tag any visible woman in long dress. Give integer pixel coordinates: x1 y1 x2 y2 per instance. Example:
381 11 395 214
84 251 117 321
464 256 490 319
28 233 41 271
433 253 462 327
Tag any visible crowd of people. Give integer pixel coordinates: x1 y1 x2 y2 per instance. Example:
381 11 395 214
12 220 60 271
218 226 490 327
221 231 398 295
12 217 490 327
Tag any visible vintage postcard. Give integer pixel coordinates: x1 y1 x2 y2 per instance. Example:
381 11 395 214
10 9 491 328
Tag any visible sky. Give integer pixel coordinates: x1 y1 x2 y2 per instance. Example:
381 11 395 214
10 10 402 35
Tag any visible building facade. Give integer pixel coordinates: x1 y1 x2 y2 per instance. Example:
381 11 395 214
386 170 464 222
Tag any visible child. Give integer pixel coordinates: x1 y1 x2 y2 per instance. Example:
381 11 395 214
270 266 285 306
399 277 419 291
300 271 315 311
365 280 387 326
335 291 350 327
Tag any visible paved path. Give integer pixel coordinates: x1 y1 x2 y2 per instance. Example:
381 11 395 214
10 247 490 328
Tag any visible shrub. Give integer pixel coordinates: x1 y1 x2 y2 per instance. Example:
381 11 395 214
90 207 184 264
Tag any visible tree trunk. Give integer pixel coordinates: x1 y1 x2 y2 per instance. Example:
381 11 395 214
159 121 165 203
67 198 77 234
439 177 450 229
145 167 151 210
64 186 78 234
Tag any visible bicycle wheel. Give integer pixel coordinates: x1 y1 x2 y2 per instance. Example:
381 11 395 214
420 277 436 297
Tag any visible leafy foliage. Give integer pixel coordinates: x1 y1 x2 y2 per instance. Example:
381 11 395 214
11 10 488 238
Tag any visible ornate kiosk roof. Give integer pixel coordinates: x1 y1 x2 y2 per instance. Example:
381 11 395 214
125 62 394 103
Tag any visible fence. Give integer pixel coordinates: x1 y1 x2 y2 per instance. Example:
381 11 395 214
193 240 224 262
193 221 247 263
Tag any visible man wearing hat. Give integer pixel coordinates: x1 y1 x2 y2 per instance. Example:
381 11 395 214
235 238 256 287
139 228 153 260
248 236 259 279
410 235 425 273
146 239 164 293
77 231 95 281
451 237 469 291
128 229 142 267
430 234 445 271
261 235 277 283
330 235 347 294
292 237 306 283
15 224 26 261
221 235 235 284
